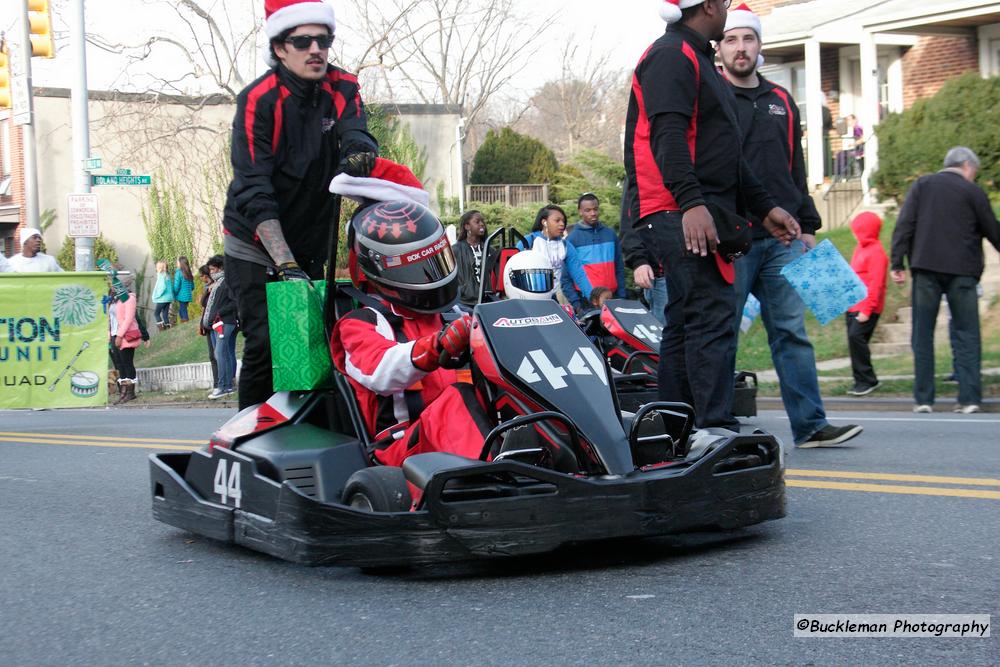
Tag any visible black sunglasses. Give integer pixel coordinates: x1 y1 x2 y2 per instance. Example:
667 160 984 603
284 33 334 51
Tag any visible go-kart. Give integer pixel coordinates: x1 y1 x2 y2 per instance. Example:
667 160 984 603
149 296 785 568
581 299 760 417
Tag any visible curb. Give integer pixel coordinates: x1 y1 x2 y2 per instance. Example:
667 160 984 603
759 396 1000 413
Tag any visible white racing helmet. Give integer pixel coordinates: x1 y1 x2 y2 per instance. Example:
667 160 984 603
503 248 555 300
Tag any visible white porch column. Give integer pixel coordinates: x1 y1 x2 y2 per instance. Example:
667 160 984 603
804 39 824 189
859 30 880 204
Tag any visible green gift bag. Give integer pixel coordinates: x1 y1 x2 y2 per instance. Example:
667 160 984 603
266 280 333 391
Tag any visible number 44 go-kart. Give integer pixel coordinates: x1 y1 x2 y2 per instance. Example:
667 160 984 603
149 298 785 568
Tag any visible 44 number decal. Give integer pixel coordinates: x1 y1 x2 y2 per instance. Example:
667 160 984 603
516 346 607 390
213 458 242 508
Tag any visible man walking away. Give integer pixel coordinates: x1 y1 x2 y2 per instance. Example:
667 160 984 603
891 147 1000 414
720 3 861 448
623 0 800 429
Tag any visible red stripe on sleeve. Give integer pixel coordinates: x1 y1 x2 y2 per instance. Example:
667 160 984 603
272 85 290 154
244 75 278 165
771 87 795 171
681 41 700 162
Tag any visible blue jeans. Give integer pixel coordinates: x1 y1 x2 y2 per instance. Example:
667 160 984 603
154 302 171 326
734 237 827 444
177 301 189 321
644 276 668 326
214 324 239 392
911 271 981 405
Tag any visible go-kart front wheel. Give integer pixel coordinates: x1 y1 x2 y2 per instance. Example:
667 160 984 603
343 467 412 512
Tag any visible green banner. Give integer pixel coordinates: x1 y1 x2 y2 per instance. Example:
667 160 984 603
0 272 110 409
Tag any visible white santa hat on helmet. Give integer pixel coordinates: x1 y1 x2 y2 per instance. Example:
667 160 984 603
329 158 432 208
724 3 766 68
263 0 336 67
659 0 706 24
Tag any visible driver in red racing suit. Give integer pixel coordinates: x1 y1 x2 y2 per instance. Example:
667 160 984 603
329 197 493 467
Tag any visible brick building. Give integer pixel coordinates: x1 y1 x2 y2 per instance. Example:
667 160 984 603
754 0 1000 214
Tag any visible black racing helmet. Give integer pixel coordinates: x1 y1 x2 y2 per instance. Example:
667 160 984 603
350 200 458 313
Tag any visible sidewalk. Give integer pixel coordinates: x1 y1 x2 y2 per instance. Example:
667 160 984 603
755 355 1000 412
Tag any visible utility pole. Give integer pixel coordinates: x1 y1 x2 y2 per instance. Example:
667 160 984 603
70 0 94 271
16 0 40 232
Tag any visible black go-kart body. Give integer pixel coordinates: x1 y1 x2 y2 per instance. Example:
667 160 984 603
149 298 784 568
584 299 759 417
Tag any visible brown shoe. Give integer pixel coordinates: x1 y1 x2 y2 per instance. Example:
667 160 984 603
117 380 137 405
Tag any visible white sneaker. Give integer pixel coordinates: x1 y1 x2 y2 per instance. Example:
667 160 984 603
913 404 933 413
953 404 981 414
208 388 224 400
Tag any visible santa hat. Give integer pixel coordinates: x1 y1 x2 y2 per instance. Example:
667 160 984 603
329 158 431 208
265 0 335 40
724 3 765 68
659 0 706 24
263 0 335 67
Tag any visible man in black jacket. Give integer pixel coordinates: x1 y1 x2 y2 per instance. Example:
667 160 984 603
223 0 378 409
720 4 861 448
891 147 1000 414
623 0 800 429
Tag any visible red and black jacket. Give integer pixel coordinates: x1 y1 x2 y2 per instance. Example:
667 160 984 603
623 24 775 227
730 76 821 236
223 63 377 263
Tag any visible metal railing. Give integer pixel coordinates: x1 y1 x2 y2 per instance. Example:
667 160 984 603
822 176 864 230
466 184 549 207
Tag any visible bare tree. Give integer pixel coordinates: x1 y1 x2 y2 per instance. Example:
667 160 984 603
347 0 552 136
516 38 629 161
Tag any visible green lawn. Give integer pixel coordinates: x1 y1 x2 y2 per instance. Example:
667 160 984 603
736 217 907 370
134 321 244 369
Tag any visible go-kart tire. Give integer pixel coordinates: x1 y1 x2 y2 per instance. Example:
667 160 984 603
343 467 412 513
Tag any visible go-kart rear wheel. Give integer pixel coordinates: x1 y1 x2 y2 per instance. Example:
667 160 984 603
343 467 412 513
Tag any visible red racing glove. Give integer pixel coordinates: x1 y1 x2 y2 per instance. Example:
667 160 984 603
410 315 473 372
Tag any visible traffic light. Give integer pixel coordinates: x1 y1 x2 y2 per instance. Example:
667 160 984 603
28 0 55 59
0 42 10 109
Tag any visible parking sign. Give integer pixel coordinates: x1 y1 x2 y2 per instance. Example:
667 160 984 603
67 194 100 238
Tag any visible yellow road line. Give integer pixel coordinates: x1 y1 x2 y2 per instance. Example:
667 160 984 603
0 437 199 452
0 432 202 445
786 479 1000 500
787 468 1000 488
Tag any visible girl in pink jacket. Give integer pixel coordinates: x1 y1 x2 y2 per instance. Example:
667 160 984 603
109 278 143 405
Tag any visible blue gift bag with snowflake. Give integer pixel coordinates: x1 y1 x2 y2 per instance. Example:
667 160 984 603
779 239 867 325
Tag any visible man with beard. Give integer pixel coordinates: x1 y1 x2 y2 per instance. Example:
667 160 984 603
719 4 862 448
223 0 378 410
623 0 800 429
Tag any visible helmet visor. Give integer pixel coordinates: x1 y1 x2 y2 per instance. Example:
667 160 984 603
378 235 456 286
509 268 553 294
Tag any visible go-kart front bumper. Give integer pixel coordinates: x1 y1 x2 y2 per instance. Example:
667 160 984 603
149 433 785 567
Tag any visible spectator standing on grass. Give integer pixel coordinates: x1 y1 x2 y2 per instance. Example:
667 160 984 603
173 256 195 323
517 205 592 304
197 263 219 390
152 260 175 330
452 210 492 308
845 212 888 397
204 255 239 400
620 186 668 325
891 146 1000 414
562 194 626 313
719 3 860 448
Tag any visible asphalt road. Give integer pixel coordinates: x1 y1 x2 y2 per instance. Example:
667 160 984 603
1 407 997 666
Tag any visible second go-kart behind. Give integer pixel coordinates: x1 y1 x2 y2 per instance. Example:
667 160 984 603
149 178 785 569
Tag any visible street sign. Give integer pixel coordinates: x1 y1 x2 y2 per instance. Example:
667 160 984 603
67 193 100 238
116 168 131 176
84 157 102 170
9 48 31 126
91 174 151 186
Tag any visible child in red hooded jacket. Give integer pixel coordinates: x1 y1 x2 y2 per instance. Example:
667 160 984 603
846 212 889 396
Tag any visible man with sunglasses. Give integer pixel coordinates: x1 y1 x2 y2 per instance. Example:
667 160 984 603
223 0 378 410
623 0 800 430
